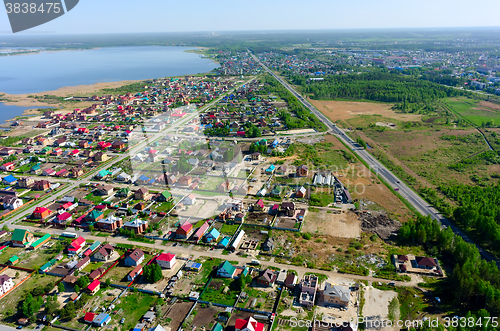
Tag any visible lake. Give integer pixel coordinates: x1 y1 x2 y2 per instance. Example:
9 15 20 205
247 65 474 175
0 46 219 95
0 102 51 125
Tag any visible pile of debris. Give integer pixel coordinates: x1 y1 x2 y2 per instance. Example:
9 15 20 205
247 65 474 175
357 211 401 240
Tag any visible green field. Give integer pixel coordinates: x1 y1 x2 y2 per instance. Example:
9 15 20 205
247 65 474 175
445 98 500 127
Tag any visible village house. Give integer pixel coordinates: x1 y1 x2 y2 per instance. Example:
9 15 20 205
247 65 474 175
3 196 23 210
156 252 176 269
97 215 123 231
176 220 194 239
18 176 35 188
296 165 308 177
93 243 115 261
68 236 86 255
134 187 151 200
127 265 142 281
124 218 148 234
12 229 34 247
33 206 51 219
89 267 106 281
256 269 277 287
34 180 51 191
124 248 145 267
299 274 318 307
86 279 100 295
0 275 14 296
321 283 351 308
75 256 91 271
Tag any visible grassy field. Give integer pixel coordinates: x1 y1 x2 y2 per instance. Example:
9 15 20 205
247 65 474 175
0 273 56 322
219 223 239 236
348 113 495 190
113 292 159 331
199 278 239 306
444 98 500 127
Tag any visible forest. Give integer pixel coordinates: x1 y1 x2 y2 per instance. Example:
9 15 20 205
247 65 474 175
399 215 500 322
259 75 327 131
291 72 464 113
438 183 500 253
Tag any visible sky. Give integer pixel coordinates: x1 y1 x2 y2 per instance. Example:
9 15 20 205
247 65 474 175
1 0 499 34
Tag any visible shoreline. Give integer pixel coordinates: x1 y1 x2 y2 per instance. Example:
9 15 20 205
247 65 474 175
0 45 219 117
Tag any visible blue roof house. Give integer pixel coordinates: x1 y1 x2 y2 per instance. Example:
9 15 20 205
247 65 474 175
204 228 220 243
2 175 18 185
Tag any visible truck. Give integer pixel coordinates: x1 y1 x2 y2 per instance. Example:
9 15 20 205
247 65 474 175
249 259 260 265
61 232 77 238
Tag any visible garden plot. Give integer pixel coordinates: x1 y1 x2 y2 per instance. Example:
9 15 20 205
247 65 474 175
237 282 278 312
187 305 225 328
161 301 195 331
199 278 240 306
101 254 154 287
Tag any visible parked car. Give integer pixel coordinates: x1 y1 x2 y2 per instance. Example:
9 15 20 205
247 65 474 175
120 318 125 324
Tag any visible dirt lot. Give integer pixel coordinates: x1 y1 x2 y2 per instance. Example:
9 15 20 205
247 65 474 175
363 286 398 329
191 306 224 327
303 209 361 238
0 268 30 285
163 301 195 331
309 99 421 122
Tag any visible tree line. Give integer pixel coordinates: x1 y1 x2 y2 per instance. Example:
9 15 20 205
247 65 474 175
399 214 500 317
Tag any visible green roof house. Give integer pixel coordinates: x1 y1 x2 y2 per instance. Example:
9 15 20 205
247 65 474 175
86 210 104 223
216 260 236 278
157 190 173 202
12 229 34 247
117 187 131 197
8 255 20 265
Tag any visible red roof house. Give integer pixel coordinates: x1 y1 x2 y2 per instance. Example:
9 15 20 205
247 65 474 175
235 317 264 331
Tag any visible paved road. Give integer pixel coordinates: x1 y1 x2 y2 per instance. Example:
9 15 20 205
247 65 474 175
249 52 500 268
10 221 417 288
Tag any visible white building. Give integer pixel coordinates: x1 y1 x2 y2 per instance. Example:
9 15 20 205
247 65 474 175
156 252 176 269
183 193 196 205
0 275 14 296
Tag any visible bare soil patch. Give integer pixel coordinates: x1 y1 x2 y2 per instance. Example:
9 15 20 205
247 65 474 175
357 211 402 240
304 209 361 238
309 99 421 122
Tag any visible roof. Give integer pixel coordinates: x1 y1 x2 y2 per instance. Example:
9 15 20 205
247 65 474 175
97 243 114 257
87 210 103 220
12 229 31 242
259 269 277 283
57 212 72 221
93 313 110 325
34 207 50 214
219 260 236 275
160 190 171 199
157 252 175 262
324 283 351 302
207 228 220 238
84 312 96 323
415 256 437 267
31 233 51 247
234 317 264 331
87 279 100 291
3 175 17 182
178 221 193 233
89 267 106 280
126 248 145 262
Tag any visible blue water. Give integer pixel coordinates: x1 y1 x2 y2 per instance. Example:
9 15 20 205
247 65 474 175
0 46 218 95
0 102 51 124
